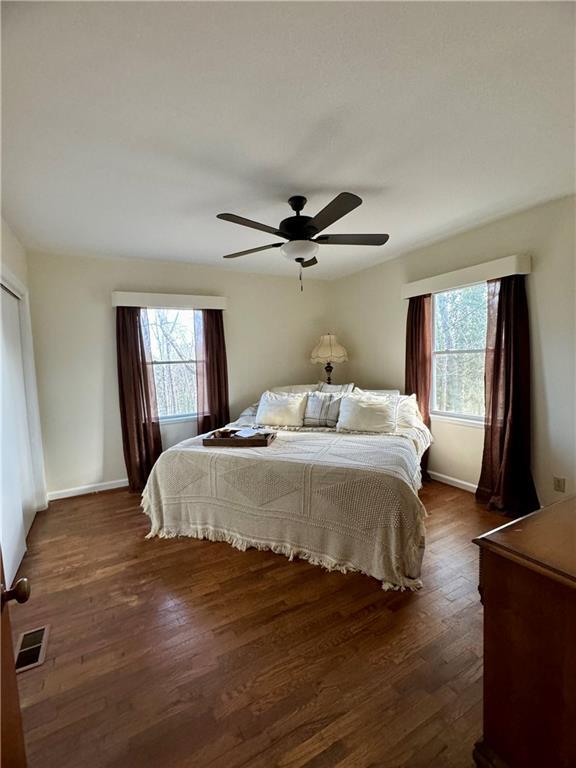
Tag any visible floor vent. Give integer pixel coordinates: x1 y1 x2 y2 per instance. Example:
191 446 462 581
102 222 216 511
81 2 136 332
15 625 49 673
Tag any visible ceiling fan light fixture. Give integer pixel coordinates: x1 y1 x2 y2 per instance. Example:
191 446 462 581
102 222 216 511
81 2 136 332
280 239 319 263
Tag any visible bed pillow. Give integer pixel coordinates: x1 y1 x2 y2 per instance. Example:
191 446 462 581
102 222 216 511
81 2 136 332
354 387 400 397
303 391 344 428
270 384 319 394
337 393 398 433
397 394 425 427
233 402 260 426
256 391 308 427
317 382 354 394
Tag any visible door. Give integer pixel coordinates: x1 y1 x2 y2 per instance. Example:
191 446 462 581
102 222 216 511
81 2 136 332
1 553 29 767
1 287 28 586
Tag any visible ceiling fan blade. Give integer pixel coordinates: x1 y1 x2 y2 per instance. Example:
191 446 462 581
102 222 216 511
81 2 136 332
300 256 318 268
223 243 282 259
217 213 284 237
316 234 389 246
309 192 362 234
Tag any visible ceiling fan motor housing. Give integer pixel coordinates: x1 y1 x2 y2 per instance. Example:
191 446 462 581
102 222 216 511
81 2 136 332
279 215 318 240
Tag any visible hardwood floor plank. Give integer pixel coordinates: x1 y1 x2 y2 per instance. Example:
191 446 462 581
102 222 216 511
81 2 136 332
11 482 503 767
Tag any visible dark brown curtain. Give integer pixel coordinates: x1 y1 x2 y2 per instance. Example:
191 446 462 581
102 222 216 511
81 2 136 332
405 294 432 476
475 276 539 517
116 307 162 492
195 309 230 433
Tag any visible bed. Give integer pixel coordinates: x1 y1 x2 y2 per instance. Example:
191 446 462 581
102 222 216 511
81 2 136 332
142 421 431 591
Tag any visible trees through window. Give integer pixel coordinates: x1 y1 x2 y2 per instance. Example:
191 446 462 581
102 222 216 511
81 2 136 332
432 283 487 418
141 308 201 419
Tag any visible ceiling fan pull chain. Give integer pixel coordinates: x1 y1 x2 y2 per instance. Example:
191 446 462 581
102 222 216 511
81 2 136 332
299 263 304 292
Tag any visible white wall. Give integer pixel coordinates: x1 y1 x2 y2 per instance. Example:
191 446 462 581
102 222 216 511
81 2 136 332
1 219 29 286
27 251 330 494
24 195 576 503
331 195 576 505
426 417 484 491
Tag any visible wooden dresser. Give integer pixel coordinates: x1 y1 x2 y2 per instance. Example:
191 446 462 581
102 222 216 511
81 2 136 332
473 497 576 768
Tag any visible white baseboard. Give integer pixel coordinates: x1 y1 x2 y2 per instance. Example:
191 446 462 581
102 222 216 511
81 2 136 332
47 479 129 501
428 471 477 494
48 473 476 501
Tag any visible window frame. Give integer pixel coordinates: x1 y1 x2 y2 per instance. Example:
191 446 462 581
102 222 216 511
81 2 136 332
430 283 487 424
143 308 200 422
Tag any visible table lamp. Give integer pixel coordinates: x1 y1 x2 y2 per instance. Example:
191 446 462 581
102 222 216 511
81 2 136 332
310 334 348 384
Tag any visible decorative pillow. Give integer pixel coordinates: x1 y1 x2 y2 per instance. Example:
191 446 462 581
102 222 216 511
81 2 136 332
270 384 319 394
303 391 344 428
255 391 308 427
337 394 399 433
317 382 354 394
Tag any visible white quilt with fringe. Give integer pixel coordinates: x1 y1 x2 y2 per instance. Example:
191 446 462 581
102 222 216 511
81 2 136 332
142 428 430 590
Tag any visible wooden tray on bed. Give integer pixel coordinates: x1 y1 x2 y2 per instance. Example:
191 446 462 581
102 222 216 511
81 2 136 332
203 429 276 448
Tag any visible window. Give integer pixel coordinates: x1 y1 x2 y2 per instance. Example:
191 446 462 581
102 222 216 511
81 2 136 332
431 283 487 419
141 308 202 420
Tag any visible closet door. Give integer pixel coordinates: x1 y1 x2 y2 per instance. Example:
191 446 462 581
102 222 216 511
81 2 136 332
1 288 27 586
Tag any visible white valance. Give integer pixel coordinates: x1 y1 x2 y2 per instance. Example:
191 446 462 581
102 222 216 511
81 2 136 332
111 292 227 310
401 254 531 299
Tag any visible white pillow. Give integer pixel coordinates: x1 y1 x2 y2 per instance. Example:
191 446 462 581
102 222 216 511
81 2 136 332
317 382 354 394
270 384 319 394
354 387 400 397
337 394 398 433
397 394 425 427
233 402 259 426
256 391 308 427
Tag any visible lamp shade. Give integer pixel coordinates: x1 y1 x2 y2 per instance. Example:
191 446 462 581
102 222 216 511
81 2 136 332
310 334 348 364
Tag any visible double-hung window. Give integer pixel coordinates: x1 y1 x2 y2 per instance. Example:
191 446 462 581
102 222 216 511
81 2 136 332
431 283 487 420
141 308 202 420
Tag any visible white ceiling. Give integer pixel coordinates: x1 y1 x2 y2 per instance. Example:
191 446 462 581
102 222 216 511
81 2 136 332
2 2 574 279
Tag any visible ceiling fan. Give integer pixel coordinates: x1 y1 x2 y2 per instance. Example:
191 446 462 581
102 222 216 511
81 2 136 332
217 192 389 268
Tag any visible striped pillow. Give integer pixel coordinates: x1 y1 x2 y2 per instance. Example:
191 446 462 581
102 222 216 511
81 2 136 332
303 391 343 428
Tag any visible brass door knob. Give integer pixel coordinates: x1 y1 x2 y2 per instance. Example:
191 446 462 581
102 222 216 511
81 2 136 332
1 577 31 608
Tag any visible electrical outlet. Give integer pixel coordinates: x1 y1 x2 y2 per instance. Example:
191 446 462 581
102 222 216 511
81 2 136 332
553 476 566 493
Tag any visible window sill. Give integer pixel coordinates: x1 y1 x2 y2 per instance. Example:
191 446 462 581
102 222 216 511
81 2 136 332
159 414 198 425
430 413 485 429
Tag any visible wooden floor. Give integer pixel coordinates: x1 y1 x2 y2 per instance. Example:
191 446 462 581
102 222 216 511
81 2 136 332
12 482 504 768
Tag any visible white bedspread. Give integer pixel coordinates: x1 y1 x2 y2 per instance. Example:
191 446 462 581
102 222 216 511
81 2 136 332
142 427 430 590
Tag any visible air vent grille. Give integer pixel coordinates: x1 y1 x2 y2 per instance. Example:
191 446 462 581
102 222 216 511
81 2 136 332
15 625 49 673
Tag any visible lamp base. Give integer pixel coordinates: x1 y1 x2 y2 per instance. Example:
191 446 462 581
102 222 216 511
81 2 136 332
324 363 333 385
